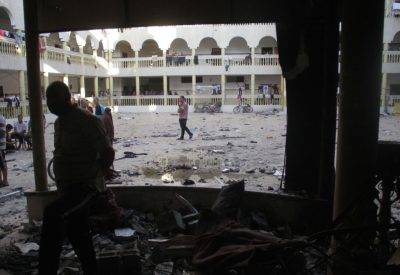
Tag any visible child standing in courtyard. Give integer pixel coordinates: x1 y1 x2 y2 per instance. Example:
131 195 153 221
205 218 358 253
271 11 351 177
177 96 193 140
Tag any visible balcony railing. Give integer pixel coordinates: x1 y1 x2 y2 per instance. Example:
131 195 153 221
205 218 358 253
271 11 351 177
254 54 280 66
0 93 282 119
138 57 164 68
0 40 100 68
111 58 135 68
383 51 400 63
1 39 282 73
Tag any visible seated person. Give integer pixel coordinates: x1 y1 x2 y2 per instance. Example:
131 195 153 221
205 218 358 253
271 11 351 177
93 97 105 116
12 114 28 149
25 115 46 150
6 124 16 151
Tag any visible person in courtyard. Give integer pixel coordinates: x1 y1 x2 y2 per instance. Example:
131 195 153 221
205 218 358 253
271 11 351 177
39 81 114 275
177 96 193 140
12 114 28 149
94 97 105 116
0 114 8 187
102 107 114 142
237 86 243 105
5 124 16 151
25 115 46 150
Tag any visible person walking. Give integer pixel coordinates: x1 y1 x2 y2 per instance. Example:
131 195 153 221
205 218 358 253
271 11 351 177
39 81 114 275
177 96 193 140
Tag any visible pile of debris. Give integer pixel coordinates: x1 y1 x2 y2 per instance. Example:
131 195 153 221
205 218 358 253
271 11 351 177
0 181 331 275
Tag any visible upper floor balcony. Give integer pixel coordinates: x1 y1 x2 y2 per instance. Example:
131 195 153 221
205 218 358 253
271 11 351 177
109 53 281 77
0 39 109 76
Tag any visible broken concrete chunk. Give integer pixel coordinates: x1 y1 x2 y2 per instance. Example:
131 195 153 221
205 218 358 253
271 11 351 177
222 168 230 173
14 242 39 254
273 170 283 177
246 168 255 174
114 228 135 238
154 261 174 275
161 173 174 183
211 149 225 154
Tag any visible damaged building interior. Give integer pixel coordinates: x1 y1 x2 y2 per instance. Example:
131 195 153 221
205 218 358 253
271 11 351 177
1 0 400 274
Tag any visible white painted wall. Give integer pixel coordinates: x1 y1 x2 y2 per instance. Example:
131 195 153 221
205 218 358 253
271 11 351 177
0 0 24 30
0 70 20 96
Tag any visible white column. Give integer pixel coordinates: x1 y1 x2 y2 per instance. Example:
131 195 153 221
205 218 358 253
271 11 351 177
163 49 167 67
163 75 168 105
62 42 68 63
92 50 98 68
221 48 225 67
250 74 255 105
94 76 99 97
110 77 114 107
221 74 226 105
63 74 69 87
381 43 389 112
135 76 140 95
79 75 85 98
135 76 140 105
43 72 49 91
134 50 139 69
191 48 196 66
43 37 48 60
79 46 84 65
106 77 110 91
192 75 196 106
280 75 287 110
19 71 26 101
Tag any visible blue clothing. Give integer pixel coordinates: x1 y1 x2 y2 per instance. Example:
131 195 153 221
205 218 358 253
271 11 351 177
95 104 105 116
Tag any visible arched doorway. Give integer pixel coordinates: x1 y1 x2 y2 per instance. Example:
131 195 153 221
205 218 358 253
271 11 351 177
139 39 162 57
167 38 191 66
113 40 134 58
256 36 278 55
0 7 13 32
226 36 250 55
196 37 220 55
389 32 400 51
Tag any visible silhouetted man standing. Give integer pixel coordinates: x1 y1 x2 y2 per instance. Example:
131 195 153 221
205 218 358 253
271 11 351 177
39 81 114 275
